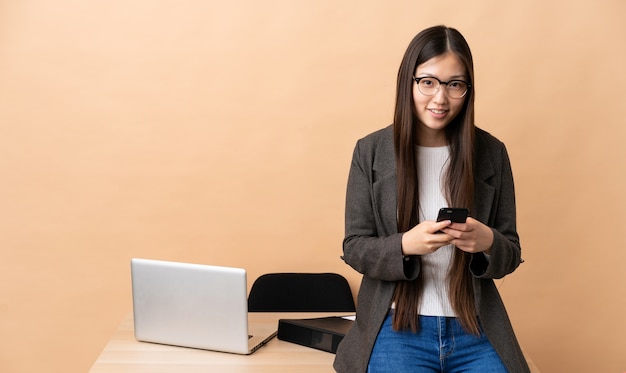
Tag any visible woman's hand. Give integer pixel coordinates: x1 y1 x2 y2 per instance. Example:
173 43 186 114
440 217 494 254
401 220 456 256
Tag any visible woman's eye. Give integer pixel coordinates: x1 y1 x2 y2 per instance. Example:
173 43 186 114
449 81 465 89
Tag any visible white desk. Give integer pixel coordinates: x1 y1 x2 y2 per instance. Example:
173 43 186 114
90 312 540 372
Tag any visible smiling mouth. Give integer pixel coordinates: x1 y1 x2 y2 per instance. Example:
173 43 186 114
429 109 448 114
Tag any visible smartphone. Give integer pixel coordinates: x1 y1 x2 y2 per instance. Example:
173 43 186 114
436 207 469 223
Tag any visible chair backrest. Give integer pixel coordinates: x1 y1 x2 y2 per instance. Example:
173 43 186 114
248 273 356 312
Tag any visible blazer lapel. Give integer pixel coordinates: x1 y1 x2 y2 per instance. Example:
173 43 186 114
372 129 398 237
473 143 496 224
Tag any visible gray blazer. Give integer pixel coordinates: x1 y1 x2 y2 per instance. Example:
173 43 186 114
334 125 530 373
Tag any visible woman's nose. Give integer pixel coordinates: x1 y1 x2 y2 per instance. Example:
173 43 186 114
432 86 448 103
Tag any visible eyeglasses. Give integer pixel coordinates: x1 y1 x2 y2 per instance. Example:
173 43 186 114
412 76 471 99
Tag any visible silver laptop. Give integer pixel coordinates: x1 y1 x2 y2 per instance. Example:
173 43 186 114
131 258 277 354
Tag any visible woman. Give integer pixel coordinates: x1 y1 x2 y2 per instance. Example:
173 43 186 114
334 26 530 373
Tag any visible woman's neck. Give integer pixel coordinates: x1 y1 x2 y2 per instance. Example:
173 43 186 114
416 134 448 147
416 126 448 147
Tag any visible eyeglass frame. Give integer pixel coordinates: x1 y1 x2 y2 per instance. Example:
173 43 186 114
412 76 472 98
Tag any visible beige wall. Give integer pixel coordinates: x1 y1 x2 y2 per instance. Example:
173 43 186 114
1 1 625 372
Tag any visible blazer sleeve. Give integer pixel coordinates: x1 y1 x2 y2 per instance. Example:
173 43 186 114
470 140 523 279
341 137 420 282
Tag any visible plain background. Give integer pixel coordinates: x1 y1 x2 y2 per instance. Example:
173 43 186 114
1 1 625 372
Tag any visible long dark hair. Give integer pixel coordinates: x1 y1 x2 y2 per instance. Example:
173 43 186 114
392 25 478 334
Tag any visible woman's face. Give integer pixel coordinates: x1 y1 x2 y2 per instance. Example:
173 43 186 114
412 52 468 146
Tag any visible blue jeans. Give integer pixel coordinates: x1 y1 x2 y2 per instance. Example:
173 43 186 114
368 313 508 373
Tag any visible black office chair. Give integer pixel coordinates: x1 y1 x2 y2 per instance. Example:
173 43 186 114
248 273 356 312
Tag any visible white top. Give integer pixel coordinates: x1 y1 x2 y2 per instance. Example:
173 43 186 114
416 145 456 317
